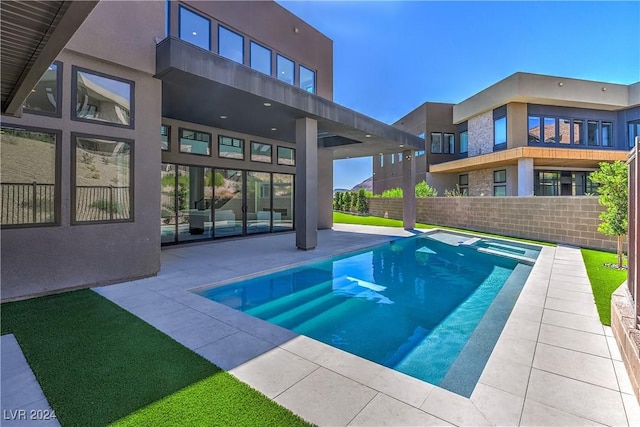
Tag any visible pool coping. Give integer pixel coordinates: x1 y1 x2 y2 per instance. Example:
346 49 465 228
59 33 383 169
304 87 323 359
92 224 639 426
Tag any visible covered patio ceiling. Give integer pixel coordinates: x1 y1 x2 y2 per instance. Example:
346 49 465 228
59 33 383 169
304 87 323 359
0 0 97 115
156 37 424 160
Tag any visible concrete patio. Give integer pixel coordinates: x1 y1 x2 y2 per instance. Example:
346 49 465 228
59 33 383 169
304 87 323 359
4 224 640 425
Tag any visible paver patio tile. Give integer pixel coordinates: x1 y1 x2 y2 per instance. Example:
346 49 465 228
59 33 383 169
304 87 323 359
547 288 596 303
170 318 238 349
541 309 604 334
520 399 605 426
420 386 490 426
538 324 610 358
500 316 541 342
314 345 386 386
607 335 623 361
349 393 451 426
366 367 434 408
470 383 524 426
613 360 635 396
622 393 640 426
478 353 532 397
194 331 275 370
544 297 599 317
489 334 537 366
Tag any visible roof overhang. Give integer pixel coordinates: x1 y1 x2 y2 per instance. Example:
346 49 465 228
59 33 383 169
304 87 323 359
453 72 638 124
429 147 629 173
156 37 424 159
1 0 98 115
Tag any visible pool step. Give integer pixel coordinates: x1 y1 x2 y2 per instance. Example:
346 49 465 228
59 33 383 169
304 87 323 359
268 291 346 329
245 280 334 320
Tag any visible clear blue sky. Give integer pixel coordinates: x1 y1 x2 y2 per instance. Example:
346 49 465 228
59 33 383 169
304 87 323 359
277 0 640 190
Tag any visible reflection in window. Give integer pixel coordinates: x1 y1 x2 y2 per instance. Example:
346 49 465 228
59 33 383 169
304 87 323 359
179 128 211 155
24 63 59 115
1 127 58 226
277 54 294 85
415 150 425 157
161 163 176 244
430 132 442 153
214 169 243 237
587 120 599 146
494 169 506 183
494 186 506 196
459 131 468 153
573 120 584 145
380 154 384 167
558 119 570 144
219 136 244 159
218 25 244 64
444 133 455 154
528 116 540 143
543 117 556 143
161 125 170 151
299 65 315 93
250 41 271 75
458 174 469 195
273 173 294 231
247 172 272 234
277 146 295 166
74 68 132 127
601 122 613 147
179 6 211 50
494 116 506 145
535 171 560 196
251 141 272 163
74 135 131 222
629 121 640 148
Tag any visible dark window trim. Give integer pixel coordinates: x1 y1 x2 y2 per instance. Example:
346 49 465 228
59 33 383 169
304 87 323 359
218 24 244 63
178 4 211 51
458 173 469 186
459 130 469 154
601 121 614 147
0 123 62 229
629 120 640 148
444 132 455 154
250 141 273 164
277 146 296 166
218 135 245 160
493 169 507 183
23 61 63 118
249 40 272 75
70 132 135 225
493 115 507 147
493 185 507 196
276 53 295 84
161 124 171 151
299 63 316 94
71 65 135 130
430 132 443 154
179 127 212 156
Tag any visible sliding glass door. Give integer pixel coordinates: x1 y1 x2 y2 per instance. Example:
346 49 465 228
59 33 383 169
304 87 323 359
246 172 272 234
213 169 243 237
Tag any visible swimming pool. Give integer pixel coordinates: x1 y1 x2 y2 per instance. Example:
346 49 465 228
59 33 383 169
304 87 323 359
196 230 539 397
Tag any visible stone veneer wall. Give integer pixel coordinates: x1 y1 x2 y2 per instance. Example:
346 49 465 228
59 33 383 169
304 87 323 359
467 110 494 156
468 169 494 196
368 196 623 252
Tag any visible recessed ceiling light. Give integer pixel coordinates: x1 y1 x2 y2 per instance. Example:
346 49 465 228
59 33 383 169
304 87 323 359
271 127 277 131
220 115 227 119
365 134 371 138
399 144 404 147
263 102 271 107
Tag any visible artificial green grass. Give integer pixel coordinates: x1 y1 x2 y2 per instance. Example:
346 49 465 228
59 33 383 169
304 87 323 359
1 290 310 427
581 248 628 326
333 212 555 246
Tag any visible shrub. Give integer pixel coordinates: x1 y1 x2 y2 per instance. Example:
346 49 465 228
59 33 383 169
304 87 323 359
380 187 403 198
415 180 438 197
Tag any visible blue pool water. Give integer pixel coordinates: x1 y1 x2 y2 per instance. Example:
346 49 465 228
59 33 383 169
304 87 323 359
196 231 538 396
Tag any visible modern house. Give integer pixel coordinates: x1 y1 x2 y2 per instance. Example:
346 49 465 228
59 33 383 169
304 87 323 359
374 73 640 197
0 0 422 300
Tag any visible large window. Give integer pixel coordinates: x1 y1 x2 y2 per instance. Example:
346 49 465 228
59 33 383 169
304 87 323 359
528 116 541 143
161 125 170 151
179 128 211 155
459 131 468 154
444 133 455 154
277 54 294 85
73 67 133 128
430 132 442 153
601 122 613 147
587 120 599 146
573 120 584 145
23 62 61 117
494 116 507 146
630 120 640 148
543 117 556 143
73 134 132 223
250 141 272 163
493 169 506 196
558 118 571 144
529 115 614 147
273 173 294 231
218 25 244 64
219 136 244 159
1 126 59 226
535 170 598 196
299 65 316 93
277 146 295 166
179 6 211 50
250 41 271 75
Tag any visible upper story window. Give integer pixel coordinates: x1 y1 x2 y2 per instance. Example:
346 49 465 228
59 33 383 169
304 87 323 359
179 6 211 50
430 132 442 153
299 65 315 94
587 120 599 146
277 54 294 85
73 67 134 129
558 118 570 144
23 62 62 117
573 120 584 145
218 25 244 64
277 146 295 166
629 120 640 148
179 128 210 155
444 133 455 154
459 131 468 154
601 121 613 147
251 141 272 163
528 116 540 143
250 41 271 75
1 125 60 227
161 125 170 151
380 154 384 167
415 150 425 157
543 117 556 143
494 116 507 146
219 135 244 159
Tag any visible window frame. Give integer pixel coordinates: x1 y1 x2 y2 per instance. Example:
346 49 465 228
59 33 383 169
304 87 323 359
250 141 272 163
218 135 245 160
430 132 443 154
443 132 455 154
493 116 507 148
459 130 468 154
250 40 272 76
629 120 640 148
161 124 170 151
276 54 295 85
601 121 613 147
71 65 135 129
299 64 316 94
277 146 296 166
218 24 245 64
70 132 134 225
179 128 212 156
458 174 469 195
0 123 62 228
178 5 211 51
23 61 63 118
493 169 507 184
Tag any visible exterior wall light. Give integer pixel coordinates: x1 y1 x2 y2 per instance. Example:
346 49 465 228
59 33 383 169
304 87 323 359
558 82 564 87
602 87 607 91
294 27 300 34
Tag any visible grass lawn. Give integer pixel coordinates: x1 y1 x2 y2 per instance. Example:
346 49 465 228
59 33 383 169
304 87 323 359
581 249 628 326
1 290 310 427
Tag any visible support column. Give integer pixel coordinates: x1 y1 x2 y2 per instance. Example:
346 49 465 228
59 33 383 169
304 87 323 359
402 150 416 230
517 158 534 196
317 148 333 230
295 117 318 250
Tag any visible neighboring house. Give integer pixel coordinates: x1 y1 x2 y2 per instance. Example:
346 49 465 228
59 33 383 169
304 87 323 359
0 0 420 300
374 73 640 197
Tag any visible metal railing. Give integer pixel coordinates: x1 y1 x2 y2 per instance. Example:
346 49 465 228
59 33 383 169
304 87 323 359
75 185 130 222
1 182 55 225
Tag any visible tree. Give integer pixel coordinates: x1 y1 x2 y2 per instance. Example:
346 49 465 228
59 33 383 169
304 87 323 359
356 188 369 213
589 161 628 268
333 192 343 211
343 191 352 212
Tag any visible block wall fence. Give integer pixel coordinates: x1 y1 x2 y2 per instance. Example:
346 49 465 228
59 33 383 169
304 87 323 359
368 196 625 252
